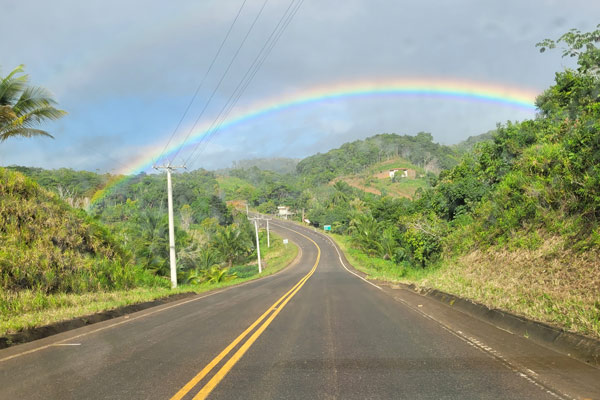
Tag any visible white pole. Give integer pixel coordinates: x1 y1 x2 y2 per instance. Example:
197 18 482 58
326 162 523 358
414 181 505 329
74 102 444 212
166 168 177 288
154 164 184 288
246 203 249 216
253 219 262 273
266 219 270 248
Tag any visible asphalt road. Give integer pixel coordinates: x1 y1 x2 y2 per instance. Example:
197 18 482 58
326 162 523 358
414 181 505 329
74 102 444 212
0 220 598 399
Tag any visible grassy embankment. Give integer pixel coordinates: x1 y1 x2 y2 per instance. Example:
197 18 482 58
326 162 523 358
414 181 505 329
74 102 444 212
330 233 600 339
0 232 297 336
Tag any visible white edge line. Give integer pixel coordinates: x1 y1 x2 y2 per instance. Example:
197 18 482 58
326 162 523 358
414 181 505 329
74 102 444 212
273 222 382 291
273 221 570 400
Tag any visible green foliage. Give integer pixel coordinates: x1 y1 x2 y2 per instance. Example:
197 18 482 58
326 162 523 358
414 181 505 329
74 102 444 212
537 24 600 75
210 220 254 268
317 26 600 272
296 132 458 185
5 166 110 201
224 157 299 174
0 168 164 293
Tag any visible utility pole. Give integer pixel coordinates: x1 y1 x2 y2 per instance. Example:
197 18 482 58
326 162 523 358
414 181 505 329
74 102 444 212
248 217 262 273
264 217 271 248
153 164 185 288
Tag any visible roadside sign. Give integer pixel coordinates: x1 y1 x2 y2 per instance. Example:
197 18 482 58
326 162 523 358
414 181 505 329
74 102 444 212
324 225 331 231
283 239 288 245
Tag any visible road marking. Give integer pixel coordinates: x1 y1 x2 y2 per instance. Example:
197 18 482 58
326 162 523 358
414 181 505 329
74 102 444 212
387 293 571 399
51 343 81 346
0 257 302 364
281 222 572 400
319 233 383 291
170 227 320 400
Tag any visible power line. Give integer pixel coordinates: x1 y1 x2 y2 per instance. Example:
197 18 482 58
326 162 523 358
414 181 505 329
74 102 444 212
193 0 304 165
168 0 270 164
153 0 249 167
185 0 302 167
183 0 304 168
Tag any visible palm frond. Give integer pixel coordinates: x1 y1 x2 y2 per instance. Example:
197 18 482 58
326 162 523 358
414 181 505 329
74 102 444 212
14 106 67 127
0 127 54 142
0 65 65 142
0 65 28 106
12 86 59 114
0 105 16 123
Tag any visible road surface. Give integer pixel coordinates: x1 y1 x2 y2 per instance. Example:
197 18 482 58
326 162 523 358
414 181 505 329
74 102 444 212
0 220 598 399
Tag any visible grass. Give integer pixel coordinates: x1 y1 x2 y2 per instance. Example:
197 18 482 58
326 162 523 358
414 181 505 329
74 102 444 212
372 177 428 198
0 232 298 337
329 232 600 339
330 233 433 282
332 157 429 199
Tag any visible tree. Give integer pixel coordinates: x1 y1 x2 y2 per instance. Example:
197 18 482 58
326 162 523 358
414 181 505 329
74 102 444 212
537 24 600 76
211 224 253 268
0 65 66 142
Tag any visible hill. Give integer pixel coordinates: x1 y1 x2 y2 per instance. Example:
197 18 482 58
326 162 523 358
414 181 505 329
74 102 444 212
217 157 300 175
296 132 459 185
452 130 495 154
331 157 429 199
321 28 600 338
0 168 151 294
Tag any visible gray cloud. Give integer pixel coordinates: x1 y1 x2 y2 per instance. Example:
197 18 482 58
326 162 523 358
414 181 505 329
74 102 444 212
1 0 599 171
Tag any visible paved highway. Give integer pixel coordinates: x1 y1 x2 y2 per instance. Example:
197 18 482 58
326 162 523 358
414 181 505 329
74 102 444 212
0 220 598 399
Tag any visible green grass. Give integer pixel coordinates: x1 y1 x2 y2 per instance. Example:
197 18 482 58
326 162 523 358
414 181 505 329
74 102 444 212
372 177 428 198
330 233 432 281
329 233 600 339
0 232 298 337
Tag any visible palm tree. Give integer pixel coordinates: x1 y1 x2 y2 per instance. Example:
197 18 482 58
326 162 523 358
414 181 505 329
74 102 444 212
0 65 66 142
348 213 383 256
212 225 252 268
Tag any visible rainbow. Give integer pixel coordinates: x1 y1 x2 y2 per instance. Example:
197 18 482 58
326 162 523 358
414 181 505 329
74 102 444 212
90 78 539 205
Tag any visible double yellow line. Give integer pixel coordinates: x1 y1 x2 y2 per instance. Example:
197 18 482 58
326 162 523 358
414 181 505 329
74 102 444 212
170 227 320 400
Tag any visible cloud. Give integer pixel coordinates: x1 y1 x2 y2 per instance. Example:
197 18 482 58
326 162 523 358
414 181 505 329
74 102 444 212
1 0 599 171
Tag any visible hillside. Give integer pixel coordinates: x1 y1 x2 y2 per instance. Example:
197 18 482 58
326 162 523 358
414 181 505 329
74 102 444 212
0 168 148 294
218 157 300 175
451 130 495 154
320 34 600 338
331 157 429 199
296 132 459 185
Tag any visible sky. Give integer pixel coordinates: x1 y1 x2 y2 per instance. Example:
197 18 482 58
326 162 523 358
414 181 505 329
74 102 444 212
0 0 598 174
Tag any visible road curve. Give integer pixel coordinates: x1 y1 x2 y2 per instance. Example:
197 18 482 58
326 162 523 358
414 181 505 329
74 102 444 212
0 220 597 399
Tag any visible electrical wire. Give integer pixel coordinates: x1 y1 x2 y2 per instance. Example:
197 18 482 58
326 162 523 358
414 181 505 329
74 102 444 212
186 0 304 167
183 0 304 169
153 0 249 167
168 0 270 165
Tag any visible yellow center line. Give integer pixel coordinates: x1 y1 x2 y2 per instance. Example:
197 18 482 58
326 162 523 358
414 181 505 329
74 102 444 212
170 226 320 400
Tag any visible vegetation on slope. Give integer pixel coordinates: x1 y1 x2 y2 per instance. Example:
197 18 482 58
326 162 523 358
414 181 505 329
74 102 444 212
1 231 298 336
296 132 458 185
323 26 600 338
332 157 430 198
0 168 160 294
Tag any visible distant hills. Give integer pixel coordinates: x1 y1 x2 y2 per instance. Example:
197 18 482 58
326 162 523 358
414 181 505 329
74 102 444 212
217 157 300 175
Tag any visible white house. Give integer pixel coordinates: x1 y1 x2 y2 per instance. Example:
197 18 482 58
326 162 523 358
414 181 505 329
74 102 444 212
277 206 295 219
389 168 416 179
